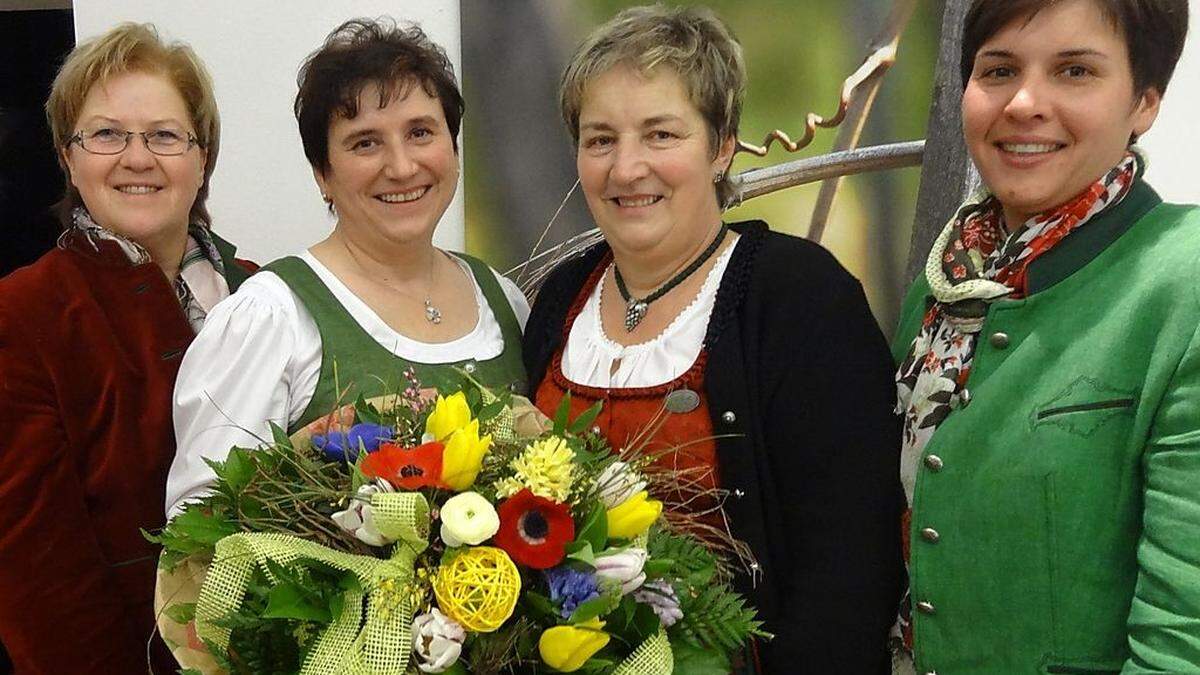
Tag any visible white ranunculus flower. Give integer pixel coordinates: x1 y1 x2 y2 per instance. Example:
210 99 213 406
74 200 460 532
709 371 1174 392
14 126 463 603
412 608 466 673
439 491 500 547
594 547 648 595
595 461 647 509
331 481 394 547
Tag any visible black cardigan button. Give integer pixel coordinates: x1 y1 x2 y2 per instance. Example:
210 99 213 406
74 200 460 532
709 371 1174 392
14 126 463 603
721 410 737 424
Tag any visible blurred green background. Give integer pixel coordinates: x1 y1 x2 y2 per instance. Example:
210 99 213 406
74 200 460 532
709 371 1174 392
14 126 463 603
461 0 941 336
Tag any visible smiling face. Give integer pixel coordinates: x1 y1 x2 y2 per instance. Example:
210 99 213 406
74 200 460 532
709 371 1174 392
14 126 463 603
576 65 733 261
64 70 206 250
962 0 1160 226
315 81 458 246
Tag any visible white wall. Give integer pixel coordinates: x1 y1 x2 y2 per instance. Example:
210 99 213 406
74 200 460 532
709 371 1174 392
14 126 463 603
1139 2 1200 204
74 1 464 263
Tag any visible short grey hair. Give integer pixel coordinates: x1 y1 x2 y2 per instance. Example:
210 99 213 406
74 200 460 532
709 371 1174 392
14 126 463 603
560 4 746 207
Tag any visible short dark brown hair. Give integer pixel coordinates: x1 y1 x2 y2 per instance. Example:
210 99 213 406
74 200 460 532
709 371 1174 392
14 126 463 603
294 18 464 175
961 0 1189 97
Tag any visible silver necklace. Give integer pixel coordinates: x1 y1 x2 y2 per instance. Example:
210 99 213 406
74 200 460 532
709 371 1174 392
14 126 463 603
422 250 442 324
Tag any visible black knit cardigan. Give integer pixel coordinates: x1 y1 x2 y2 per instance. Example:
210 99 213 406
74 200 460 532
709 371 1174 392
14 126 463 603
523 221 905 673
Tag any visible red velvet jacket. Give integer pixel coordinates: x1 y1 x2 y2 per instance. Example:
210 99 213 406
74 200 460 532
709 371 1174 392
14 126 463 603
0 230 252 674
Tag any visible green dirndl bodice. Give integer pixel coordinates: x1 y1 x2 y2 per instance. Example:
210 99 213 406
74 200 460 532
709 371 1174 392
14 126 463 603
262 253 527 434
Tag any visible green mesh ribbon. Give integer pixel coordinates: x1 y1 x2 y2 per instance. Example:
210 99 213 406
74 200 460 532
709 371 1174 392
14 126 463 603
612 630 674 675
194 492 430 674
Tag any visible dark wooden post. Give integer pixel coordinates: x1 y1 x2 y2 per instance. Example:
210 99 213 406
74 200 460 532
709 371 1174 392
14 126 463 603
904 0 978 284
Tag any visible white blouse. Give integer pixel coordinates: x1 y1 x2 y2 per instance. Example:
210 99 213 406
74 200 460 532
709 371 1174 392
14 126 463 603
561 237 738 388
165 251 529 517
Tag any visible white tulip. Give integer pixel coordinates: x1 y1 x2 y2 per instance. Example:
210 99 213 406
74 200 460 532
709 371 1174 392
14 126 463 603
594 548 648 595
331 482 394 547
412 608 466 673
595 461 647 509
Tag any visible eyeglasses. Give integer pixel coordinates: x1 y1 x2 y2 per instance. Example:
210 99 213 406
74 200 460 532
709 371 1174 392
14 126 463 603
68 128 201 156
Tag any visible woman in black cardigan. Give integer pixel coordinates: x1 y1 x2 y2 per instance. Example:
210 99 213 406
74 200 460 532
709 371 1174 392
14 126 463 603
522 5 902 672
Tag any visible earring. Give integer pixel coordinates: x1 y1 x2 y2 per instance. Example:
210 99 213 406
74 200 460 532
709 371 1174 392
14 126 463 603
713 170 725 184
321 193 332 204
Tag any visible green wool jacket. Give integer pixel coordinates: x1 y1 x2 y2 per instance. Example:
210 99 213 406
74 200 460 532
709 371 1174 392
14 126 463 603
892 181 1200 674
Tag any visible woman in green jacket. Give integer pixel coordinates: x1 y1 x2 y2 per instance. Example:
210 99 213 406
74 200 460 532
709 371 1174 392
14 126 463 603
893 0 1198 672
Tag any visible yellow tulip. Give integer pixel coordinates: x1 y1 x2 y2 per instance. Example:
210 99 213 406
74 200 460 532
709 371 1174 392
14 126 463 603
605 491 662 540
440 420 493 491
538 618 610 672
426 392 472 442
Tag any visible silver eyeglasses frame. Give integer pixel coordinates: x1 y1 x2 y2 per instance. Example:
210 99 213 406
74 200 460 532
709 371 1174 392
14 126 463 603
68 128 201 156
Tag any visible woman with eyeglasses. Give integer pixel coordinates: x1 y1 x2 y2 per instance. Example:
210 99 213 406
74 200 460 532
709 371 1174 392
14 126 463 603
0 23 253 673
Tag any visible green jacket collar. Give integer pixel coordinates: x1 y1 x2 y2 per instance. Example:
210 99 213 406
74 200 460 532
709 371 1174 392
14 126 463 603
211 233 252 291
1026 179 1161 294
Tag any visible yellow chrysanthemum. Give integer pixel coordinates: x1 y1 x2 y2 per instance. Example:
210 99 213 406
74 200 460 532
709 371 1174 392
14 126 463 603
494 436 576 502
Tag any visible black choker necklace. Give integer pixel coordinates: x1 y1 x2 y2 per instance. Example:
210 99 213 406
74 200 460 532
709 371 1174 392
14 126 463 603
613 224 729 331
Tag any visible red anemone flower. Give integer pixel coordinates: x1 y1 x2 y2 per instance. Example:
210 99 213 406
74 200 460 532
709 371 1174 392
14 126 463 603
493 489 575 569
361 441 445 490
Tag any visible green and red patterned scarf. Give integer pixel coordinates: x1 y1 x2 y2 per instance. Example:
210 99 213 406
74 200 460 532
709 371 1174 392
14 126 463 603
889 150 1140 661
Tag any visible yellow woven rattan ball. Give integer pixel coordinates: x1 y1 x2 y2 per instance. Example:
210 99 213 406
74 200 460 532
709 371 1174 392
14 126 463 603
433 546 521 633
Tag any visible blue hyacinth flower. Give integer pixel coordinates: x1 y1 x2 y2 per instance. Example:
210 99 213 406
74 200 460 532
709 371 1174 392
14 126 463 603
544 567 601 619
313 423 393 462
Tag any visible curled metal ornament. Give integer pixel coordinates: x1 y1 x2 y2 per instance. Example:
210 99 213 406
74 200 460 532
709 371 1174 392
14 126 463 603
736 39 901 158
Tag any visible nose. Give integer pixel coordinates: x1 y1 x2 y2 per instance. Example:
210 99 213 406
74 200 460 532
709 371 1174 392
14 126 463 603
1002 74 1050 122
382 143 419 180
118 134 157 170
609 139 650 185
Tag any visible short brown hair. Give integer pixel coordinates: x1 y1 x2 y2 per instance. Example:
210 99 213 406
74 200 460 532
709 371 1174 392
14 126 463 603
294 18 465 176
559 4 745 208
961 0 1189 97
46 23 220 227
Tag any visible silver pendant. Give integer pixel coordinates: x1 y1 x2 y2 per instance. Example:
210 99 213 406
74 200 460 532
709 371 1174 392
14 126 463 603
665 388 701 414
624 299 649 331
424 298 442 324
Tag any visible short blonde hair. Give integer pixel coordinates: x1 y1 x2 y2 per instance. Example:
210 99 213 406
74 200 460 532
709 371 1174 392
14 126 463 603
46 23 220 227
560 4 745 207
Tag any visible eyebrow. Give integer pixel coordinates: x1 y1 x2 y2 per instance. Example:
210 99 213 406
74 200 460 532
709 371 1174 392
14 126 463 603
579 115 686 133
977 48 1110 59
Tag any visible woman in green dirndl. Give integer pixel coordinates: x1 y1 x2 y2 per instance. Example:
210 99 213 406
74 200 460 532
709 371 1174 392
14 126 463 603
166 19 527 518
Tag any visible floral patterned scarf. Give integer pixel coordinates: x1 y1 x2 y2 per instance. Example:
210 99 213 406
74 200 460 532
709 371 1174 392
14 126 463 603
66 207 228 332
889 151 1139 662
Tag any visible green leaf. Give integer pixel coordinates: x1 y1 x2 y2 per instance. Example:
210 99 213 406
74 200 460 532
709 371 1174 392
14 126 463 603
164 602 196 625
168 508 237 546
269 421 292 449
178 669 204 675
354 394 381 425
574 504 608 553
262 582 331 622
338 571 363 595
568 400 604 435
477 398 506 422
670 642 731 675
565 541 596 565
568 595 611 624
642 559 675 578
630 602 662 641
442 664 470 675
220 448 255 494
522 591 558 622
552 392 573 435
465 385 482 411
327 592 345 621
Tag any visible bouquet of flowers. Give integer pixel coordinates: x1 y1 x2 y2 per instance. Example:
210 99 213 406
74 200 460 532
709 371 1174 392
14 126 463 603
150 373 767 674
